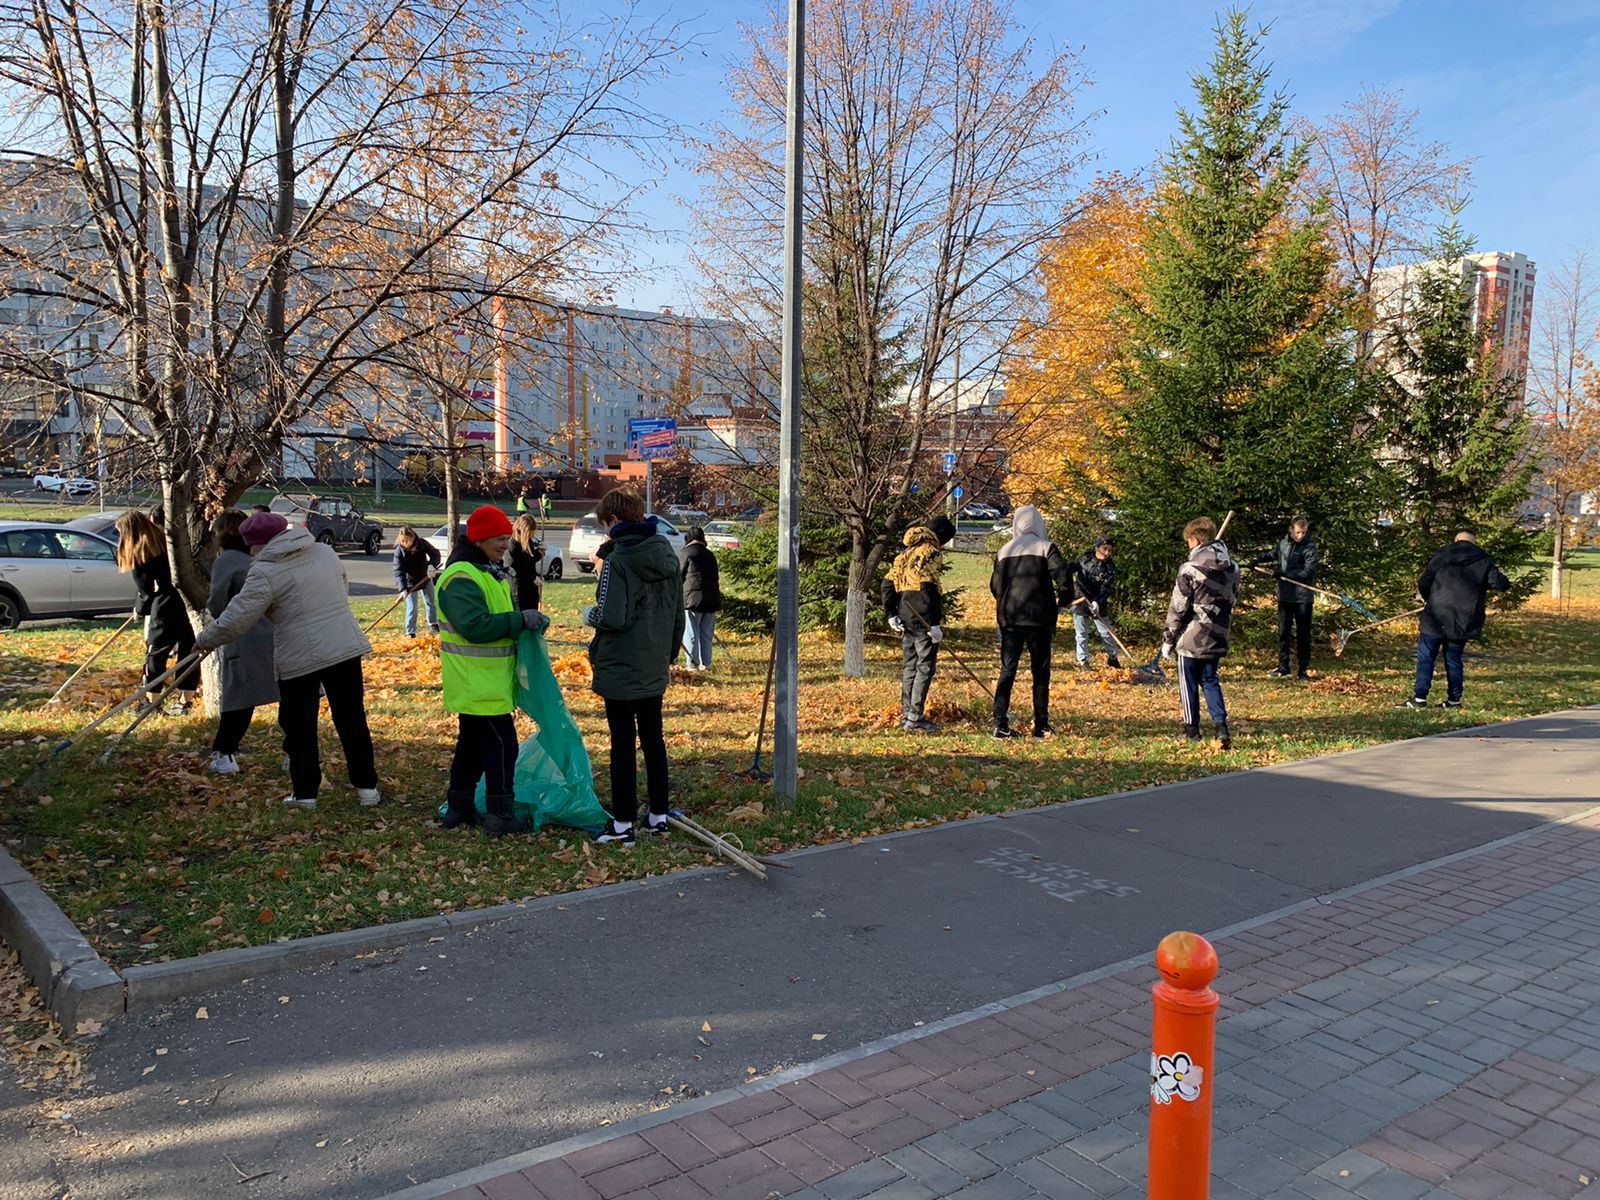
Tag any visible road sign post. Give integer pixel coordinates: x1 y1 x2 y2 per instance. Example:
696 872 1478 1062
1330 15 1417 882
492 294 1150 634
627 418 678 515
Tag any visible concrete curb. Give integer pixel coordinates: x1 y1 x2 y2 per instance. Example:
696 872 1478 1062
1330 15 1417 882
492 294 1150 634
0 845 123 1030
2 707 1593 1029
372 796 1600 1200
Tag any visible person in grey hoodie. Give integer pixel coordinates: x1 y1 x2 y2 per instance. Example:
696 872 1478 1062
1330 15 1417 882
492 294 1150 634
1160 516 1240 749
195 512 379 810
204 510 279 775
988 505 1073 738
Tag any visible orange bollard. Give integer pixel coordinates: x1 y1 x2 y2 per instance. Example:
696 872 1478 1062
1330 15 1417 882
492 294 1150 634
1147 930 1219 1200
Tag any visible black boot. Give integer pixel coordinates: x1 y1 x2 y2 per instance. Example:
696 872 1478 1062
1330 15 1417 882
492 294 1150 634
439 789 479 830
482 792 530 838
1215 723 1232 751
1181 724 1201 742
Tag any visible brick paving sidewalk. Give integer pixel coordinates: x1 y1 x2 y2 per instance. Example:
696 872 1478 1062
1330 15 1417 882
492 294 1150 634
424 814 1600 1200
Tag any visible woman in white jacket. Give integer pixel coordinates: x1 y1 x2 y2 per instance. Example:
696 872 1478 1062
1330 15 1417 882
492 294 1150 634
195 512 380 810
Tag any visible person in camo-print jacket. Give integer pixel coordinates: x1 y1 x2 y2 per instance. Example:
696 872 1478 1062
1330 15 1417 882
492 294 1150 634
1161 515 1240 750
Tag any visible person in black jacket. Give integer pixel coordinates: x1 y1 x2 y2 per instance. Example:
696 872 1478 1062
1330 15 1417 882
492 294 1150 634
508 514 544 611
1252 516 1317 679
989 505 1072 738
679 527 722 671
881 515 956 733
114 510 198 713
392 526 442 636
1071 537 1121 669
1403 531 1511 709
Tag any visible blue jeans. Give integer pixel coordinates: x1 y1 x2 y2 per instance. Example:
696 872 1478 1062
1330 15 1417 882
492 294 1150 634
404 582 438 636
1414 634 1465 702
1072 610 1120 664
1177 655 1227 730
683 611 717 669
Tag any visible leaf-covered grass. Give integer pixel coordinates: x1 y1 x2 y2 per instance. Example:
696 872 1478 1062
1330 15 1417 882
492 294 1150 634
3 550 1597 967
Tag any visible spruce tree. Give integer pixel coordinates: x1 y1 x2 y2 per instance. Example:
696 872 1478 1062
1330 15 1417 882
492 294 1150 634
1375 217 1537 596
1111 11 1377 599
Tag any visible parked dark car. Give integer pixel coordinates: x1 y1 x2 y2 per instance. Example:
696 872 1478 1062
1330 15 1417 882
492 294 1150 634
268 493 385 554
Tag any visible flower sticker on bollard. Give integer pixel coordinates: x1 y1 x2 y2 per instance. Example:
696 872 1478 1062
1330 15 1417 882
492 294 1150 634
1150 1051 1204 1104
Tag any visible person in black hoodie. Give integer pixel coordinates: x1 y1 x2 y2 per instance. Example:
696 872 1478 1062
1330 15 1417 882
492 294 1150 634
679 527 722 671
1071 537 1121 669
989 505 1072 738
1403 531 1510 710
392 525 442 636
882 515 956 733
1252 516 1317 679
114 510 198 714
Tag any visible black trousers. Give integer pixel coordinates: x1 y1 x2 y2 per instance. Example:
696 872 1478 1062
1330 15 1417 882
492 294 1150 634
448 712 518 798
994 626 1053 731
899 632 939 720
211 707 254 756
144 631 198 692
1277 600 1313 673
604 694 669 824
277 656 377 800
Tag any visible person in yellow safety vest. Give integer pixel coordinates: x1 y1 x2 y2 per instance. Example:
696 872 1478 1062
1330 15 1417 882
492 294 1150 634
437 505 549 836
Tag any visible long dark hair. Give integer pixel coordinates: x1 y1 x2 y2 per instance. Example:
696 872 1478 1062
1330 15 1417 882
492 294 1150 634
211 509 248 554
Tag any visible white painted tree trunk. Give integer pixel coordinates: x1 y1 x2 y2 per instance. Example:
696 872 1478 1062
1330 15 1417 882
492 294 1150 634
1552 519 1564 600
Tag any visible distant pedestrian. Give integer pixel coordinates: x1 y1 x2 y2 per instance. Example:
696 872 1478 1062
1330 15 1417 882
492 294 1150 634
508 514 544 610
988 506 1072 739
392 525 441 637
585 488 685 846
204 510 279 775
515 489 529 516
436 505 549 836
1071 537 1121 669
882 515 956 733
1402 531 1510 710
1160 516 1240 750
195 511 381 811
679 527 722 672
114 511 198 714
1253 516 1317 679
540 492 553 522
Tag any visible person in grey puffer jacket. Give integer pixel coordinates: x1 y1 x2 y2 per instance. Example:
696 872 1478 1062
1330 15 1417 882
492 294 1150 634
195 512 380 810
1161 516 1240 749
204 510 280 776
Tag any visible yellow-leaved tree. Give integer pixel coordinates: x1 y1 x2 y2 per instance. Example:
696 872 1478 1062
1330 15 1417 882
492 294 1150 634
1004 175 1151 514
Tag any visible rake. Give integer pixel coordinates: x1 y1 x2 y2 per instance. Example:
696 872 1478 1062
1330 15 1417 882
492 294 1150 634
363 572 439 635
1247 565 1379 623
47 611 137 704
1069 597 1165 683
1333 606 1425 657
733 637 776 783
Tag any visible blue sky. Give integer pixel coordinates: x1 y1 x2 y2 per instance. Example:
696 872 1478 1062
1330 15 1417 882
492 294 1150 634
614 0 1599 311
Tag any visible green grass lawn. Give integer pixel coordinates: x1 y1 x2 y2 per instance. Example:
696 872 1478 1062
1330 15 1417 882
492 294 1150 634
2 548 1597 967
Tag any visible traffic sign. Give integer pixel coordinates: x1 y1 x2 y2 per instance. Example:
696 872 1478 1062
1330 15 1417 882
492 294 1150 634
952 485 964 500
627 417 677 461
942 452 957 474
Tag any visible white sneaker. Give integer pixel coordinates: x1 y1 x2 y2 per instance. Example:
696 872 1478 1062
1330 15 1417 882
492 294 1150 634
209 752 240 776
281 794 317 811
355 787 382 807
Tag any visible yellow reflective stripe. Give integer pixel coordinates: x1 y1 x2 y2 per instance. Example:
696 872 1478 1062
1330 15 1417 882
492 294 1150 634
439 641 515 659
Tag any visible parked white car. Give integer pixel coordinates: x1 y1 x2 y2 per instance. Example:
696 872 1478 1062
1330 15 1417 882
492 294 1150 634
662 504 710 523
32 472 97 496
0 521 136 629
703 520 748 551
425 525 565 580
569 511 686 572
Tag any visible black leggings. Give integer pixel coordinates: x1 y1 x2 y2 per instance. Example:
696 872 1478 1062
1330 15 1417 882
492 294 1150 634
211 707 254 756
448 712 518 797
277 656 377 800
604 694 669 824
144 633 198 693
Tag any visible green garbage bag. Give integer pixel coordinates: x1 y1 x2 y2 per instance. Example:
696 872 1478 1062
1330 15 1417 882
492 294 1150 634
448 630 610 832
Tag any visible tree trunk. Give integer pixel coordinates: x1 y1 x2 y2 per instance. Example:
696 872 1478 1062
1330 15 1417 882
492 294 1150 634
1553 517 1564 600
843 537 872 678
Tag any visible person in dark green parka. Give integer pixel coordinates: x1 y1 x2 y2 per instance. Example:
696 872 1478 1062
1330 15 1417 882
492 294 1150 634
583 488 685 846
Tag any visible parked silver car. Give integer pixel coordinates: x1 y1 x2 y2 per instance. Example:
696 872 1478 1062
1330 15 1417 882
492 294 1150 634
0 521 136 629
569 512 686 572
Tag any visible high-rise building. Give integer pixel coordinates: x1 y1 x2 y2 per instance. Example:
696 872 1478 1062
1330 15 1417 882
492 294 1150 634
1371 251 1536 397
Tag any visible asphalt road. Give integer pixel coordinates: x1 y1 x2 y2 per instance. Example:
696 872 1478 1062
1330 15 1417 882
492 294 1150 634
32 709 1600 1200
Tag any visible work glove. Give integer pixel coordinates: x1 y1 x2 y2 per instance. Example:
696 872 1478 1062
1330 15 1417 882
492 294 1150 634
1088 600 1101 618
522 609 549 634
1159 641 1173 662
582 604 600 628
888 617 906 635
927 625 944 644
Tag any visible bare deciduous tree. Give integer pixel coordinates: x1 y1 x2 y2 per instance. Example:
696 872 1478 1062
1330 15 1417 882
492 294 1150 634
696 0 1091 675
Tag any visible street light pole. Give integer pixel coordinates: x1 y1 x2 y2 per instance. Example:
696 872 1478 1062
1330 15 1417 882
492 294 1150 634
773 0 805 805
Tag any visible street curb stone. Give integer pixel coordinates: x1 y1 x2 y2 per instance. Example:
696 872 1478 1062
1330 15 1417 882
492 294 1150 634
0 845 124 1028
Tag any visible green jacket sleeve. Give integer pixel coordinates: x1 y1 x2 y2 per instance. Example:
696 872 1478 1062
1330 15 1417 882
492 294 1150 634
589 558 634 631
438 571 524 643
